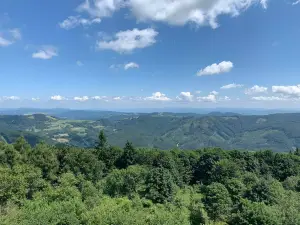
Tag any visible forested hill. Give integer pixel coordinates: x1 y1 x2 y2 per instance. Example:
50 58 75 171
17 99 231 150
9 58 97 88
2 135 300 224
1 112 300 151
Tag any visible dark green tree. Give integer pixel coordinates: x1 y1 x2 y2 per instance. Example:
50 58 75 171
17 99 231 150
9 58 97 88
119 141 137 169
95 130 108 150
13 136 31 154
202 182 232 221
229 200 282 225
145 167 176 203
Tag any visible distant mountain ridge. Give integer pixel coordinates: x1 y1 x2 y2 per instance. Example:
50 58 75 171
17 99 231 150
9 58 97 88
1 110 300 152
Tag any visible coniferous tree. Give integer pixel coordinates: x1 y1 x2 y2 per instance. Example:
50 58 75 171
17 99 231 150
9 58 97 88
119 141 137 168
96 130 108 150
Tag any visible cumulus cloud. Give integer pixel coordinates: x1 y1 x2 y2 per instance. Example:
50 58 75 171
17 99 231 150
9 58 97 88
76 60 84 66
272 85 300 97
245 85 268 95
0 29 21 47
124 62 139 70
32 46 58 59
223 96 231 101
2 96 20 100
0 37 13 47
176 92 194 102
77 0 267 28
74 96 89 102
59 16 101 30
197 61 233 76
197 94 217 102
292 0 300 5
251 96 287 101
113 96 122 100
91 96 107 100
51 95 66 101
97 28 158 53
221 83 243 89
77 0 123 18
144 92 171 101
210 91 219 95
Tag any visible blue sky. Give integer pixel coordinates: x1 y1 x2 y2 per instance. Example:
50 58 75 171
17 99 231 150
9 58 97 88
0 0 300 109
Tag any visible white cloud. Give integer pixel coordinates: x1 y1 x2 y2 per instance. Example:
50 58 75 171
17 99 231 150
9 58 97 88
292 0 300 5
59 16 101 30
0 29 21 47
221 83 243 89
91 96 107 100
197 61 233 76
77 60 84 66
32 46 58 59
31 98 40 101
144 92 171 101
272 85 300 97
124 62 139 70
113 96 121 100
210 90 219 95
77 0 267 28
176 92 194 102
74 96 89 102
251 96 287 101
195 90 201 94
51 95 66 101
0 37 13 47
97 28 158 53
245 85 268 95
77 0 123 18
219 96 231 101
224 96 231 101
197 94 217 102
2 96 20 101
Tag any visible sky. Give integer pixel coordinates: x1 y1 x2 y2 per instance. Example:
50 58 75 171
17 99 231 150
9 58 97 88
0 0 300 109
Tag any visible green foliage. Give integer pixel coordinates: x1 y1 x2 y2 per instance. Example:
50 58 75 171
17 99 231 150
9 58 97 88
96 130 108 150
228 200 282 225
97 146 123 173
245 178 284 205
119 141 137 168
57 146 104 182
145 167 176 203
2 135 300 224
202 182 233 221
29 143 59 180
103 166 147 197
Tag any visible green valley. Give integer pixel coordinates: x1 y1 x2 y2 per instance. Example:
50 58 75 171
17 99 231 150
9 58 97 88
1 111 300 152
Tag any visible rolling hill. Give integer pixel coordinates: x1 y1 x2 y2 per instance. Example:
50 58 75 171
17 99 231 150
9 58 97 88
1 112 300 152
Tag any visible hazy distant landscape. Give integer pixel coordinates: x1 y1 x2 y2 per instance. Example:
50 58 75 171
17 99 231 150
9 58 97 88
1 108 300 152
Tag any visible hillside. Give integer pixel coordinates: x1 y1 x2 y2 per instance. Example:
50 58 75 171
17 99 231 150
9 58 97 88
1 112 300 151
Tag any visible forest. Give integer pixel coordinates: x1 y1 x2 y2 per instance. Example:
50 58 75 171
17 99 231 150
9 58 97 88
2 131 300 224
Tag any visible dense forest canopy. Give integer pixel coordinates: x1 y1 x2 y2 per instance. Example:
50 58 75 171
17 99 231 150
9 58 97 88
2 132 300 224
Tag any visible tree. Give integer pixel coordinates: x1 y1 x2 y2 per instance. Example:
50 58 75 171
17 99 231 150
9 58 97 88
202 182 232 221
13 136 31 155
95 130 108 150
245 178 284 205
98 146 123 173
145 167 176 203
119 141 137 169
228 200 282 225
103 166 147 198
29 143 59 180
